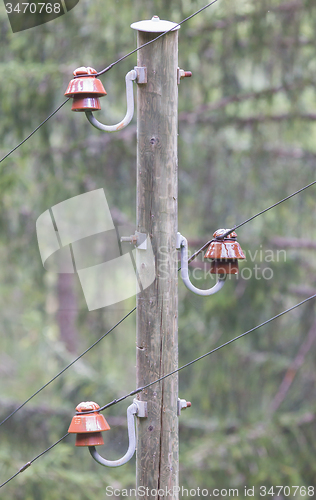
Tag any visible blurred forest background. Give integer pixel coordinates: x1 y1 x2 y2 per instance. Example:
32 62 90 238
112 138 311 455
0 0 316 498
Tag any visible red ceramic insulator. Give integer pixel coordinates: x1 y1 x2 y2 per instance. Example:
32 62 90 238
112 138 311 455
210 260 239 275
205 229 245 275
68 401 110 447
70 96 102 112
65 67 107 112
74 432 105 447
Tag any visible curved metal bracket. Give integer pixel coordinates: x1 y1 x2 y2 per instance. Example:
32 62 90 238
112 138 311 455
177 232 226 296
88 402 137 467
85 69 137 132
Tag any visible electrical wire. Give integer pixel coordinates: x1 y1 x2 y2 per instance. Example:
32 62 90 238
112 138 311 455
3 178 316 425
1 0 314 487
0 99 70 164
0 307 136 428
0 433 69 489
222 179 316 239
187 179 316 264
1 292 315 489
85 293 316 413
0 0 221 427
95 0 219 77
99 293 316 411
0 0 219 164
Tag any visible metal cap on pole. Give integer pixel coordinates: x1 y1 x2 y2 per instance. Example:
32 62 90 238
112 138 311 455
131 15 180 33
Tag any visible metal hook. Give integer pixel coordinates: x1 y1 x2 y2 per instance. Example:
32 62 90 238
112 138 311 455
85 69 137 132
177 232 226 296
88 401 146 467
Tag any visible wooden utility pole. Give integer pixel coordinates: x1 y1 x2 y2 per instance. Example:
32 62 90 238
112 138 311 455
131 17 179 499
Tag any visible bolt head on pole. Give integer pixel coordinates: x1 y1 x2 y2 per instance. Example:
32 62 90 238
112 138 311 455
130 15 180 33
204 229 246 275
68 401 110 447
64 67 107 112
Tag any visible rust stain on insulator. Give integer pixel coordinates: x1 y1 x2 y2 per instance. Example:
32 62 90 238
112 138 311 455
205 229 245 275
68 401 110 447
64 67 107 112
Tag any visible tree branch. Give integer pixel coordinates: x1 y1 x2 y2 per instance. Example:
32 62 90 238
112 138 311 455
270 237 316 250
184 81 310 116
262 145 316 160
180 111 316 127
270 317 316 413
288 285 316 297
186 0 304 33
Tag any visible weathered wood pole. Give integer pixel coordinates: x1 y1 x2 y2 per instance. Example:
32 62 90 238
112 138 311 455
132 17 179 500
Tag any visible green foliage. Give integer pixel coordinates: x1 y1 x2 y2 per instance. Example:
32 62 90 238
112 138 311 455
0 0 316 497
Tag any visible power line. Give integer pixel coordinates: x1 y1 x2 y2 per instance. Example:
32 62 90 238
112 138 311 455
99 293 316 411
0 433 69 489
2 293 315 489
1 0 314 487
222 179 316 239
0 99 69 164
31 432 69 463
0 1 219 165
2 179 315 426
95 0 219 77
0 0 221 428
0 307 136 428
187 179 316 264
81 293 316 414
3 177 315 426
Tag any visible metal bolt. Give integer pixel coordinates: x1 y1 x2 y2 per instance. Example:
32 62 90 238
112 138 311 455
178 68 192 84
178 398 192 415
120 235 137 244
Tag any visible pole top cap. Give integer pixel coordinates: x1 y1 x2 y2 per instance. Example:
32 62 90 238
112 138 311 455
131 15 180 33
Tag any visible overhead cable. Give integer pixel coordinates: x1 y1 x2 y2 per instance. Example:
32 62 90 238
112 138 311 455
0 0 219 164
0 2 223 488
0 0 222 426
87 294 316 413
98 293 316 411
0 307 136 428
0 99 69 164
187 180 316 264
0 433 69 489
222 180 316 239
1 293 315 489
95 0 219 76
3 178 316 425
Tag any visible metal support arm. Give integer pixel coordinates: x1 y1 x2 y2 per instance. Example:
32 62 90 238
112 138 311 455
89 402 137 467
177 232 226 296
85 69 137 132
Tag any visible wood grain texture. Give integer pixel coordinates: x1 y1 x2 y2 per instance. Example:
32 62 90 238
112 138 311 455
136 29 179 500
